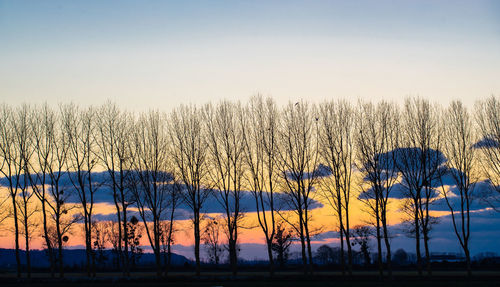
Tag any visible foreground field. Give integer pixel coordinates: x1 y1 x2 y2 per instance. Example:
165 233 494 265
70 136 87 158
1 271 500 287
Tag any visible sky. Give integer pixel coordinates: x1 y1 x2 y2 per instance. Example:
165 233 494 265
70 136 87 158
1 0 500 261
1 0 500 111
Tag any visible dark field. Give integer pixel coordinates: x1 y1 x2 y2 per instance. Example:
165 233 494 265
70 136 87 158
1 271 500 287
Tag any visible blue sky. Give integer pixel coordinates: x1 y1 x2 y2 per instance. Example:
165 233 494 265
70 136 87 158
1 0 499 111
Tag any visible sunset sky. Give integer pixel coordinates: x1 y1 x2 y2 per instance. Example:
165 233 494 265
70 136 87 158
1 0 500 261
1 0 499 111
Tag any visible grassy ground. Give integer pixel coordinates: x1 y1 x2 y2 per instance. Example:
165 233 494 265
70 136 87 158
1 270 499 277
1 271 499 287
2 282 499 287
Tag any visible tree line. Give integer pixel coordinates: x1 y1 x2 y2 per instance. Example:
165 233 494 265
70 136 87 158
0 95 499 279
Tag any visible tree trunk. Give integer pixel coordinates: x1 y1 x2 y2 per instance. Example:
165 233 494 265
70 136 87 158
344 189 353 277
155 249 162 278
465 248 472 278
345 219 353 276
122 199 130 277
464 243 472 278
375 201 383 279
89 212 96 277
414 204 422 277
84 214 91 277
165 207 175 278
339 227 345 276
337 195 346 276
303 212 314 276
194 215 201 276
229 238 238 276
299 211 307 275
41 200 55 278
164 241 172 277
266 237 275 276
305 227 313 275
24 207 31 278
56 210 64 278
382 217 393 280
12 196 21 278
423 230 432 277
113 192 123 273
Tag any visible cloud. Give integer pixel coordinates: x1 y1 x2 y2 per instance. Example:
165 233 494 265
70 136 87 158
473 136 500 149
1 171 323 220
359 147 446 175
388 208 500 255
430 179 500 212
314 230 340 240
285 163 332 181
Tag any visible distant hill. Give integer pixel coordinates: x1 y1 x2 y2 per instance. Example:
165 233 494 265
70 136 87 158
0 248 191 268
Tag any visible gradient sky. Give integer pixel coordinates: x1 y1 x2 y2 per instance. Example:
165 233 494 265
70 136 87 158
1 1 500 260
1 0 499 111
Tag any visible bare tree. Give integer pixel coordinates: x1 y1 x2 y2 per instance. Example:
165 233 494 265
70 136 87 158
275 101 320 275
20 104 77 278
356 101 399 279
0 104 23 278
168 104 211 276
129 110 173 277
203 216 226 265
203 101 245 275
92 220 112 267
439 100 477 277
475 95 500 207
318 100 355 276
240 95 279 276
396 97 444 277
28 104 57 277
45 105 75 278
11 105 37 278
95 101 134 276
61 104 100 277
351 225 372 266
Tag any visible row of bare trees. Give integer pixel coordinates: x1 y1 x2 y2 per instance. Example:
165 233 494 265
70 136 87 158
0 95 499 278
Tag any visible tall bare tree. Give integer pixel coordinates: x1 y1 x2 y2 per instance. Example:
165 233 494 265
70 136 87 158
440 100 477 277
203 101 246 275
318 100 355 276
240 95 279 276
168 105 211 276
397 97 443 277
11 105 37 278
0 104 22 278
46 105 76 278
276 101 320 275
95 102 134 276
129 110 173 277
62 104 100 277
29 104 57 277
475 95 500 206
356 101 399 279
